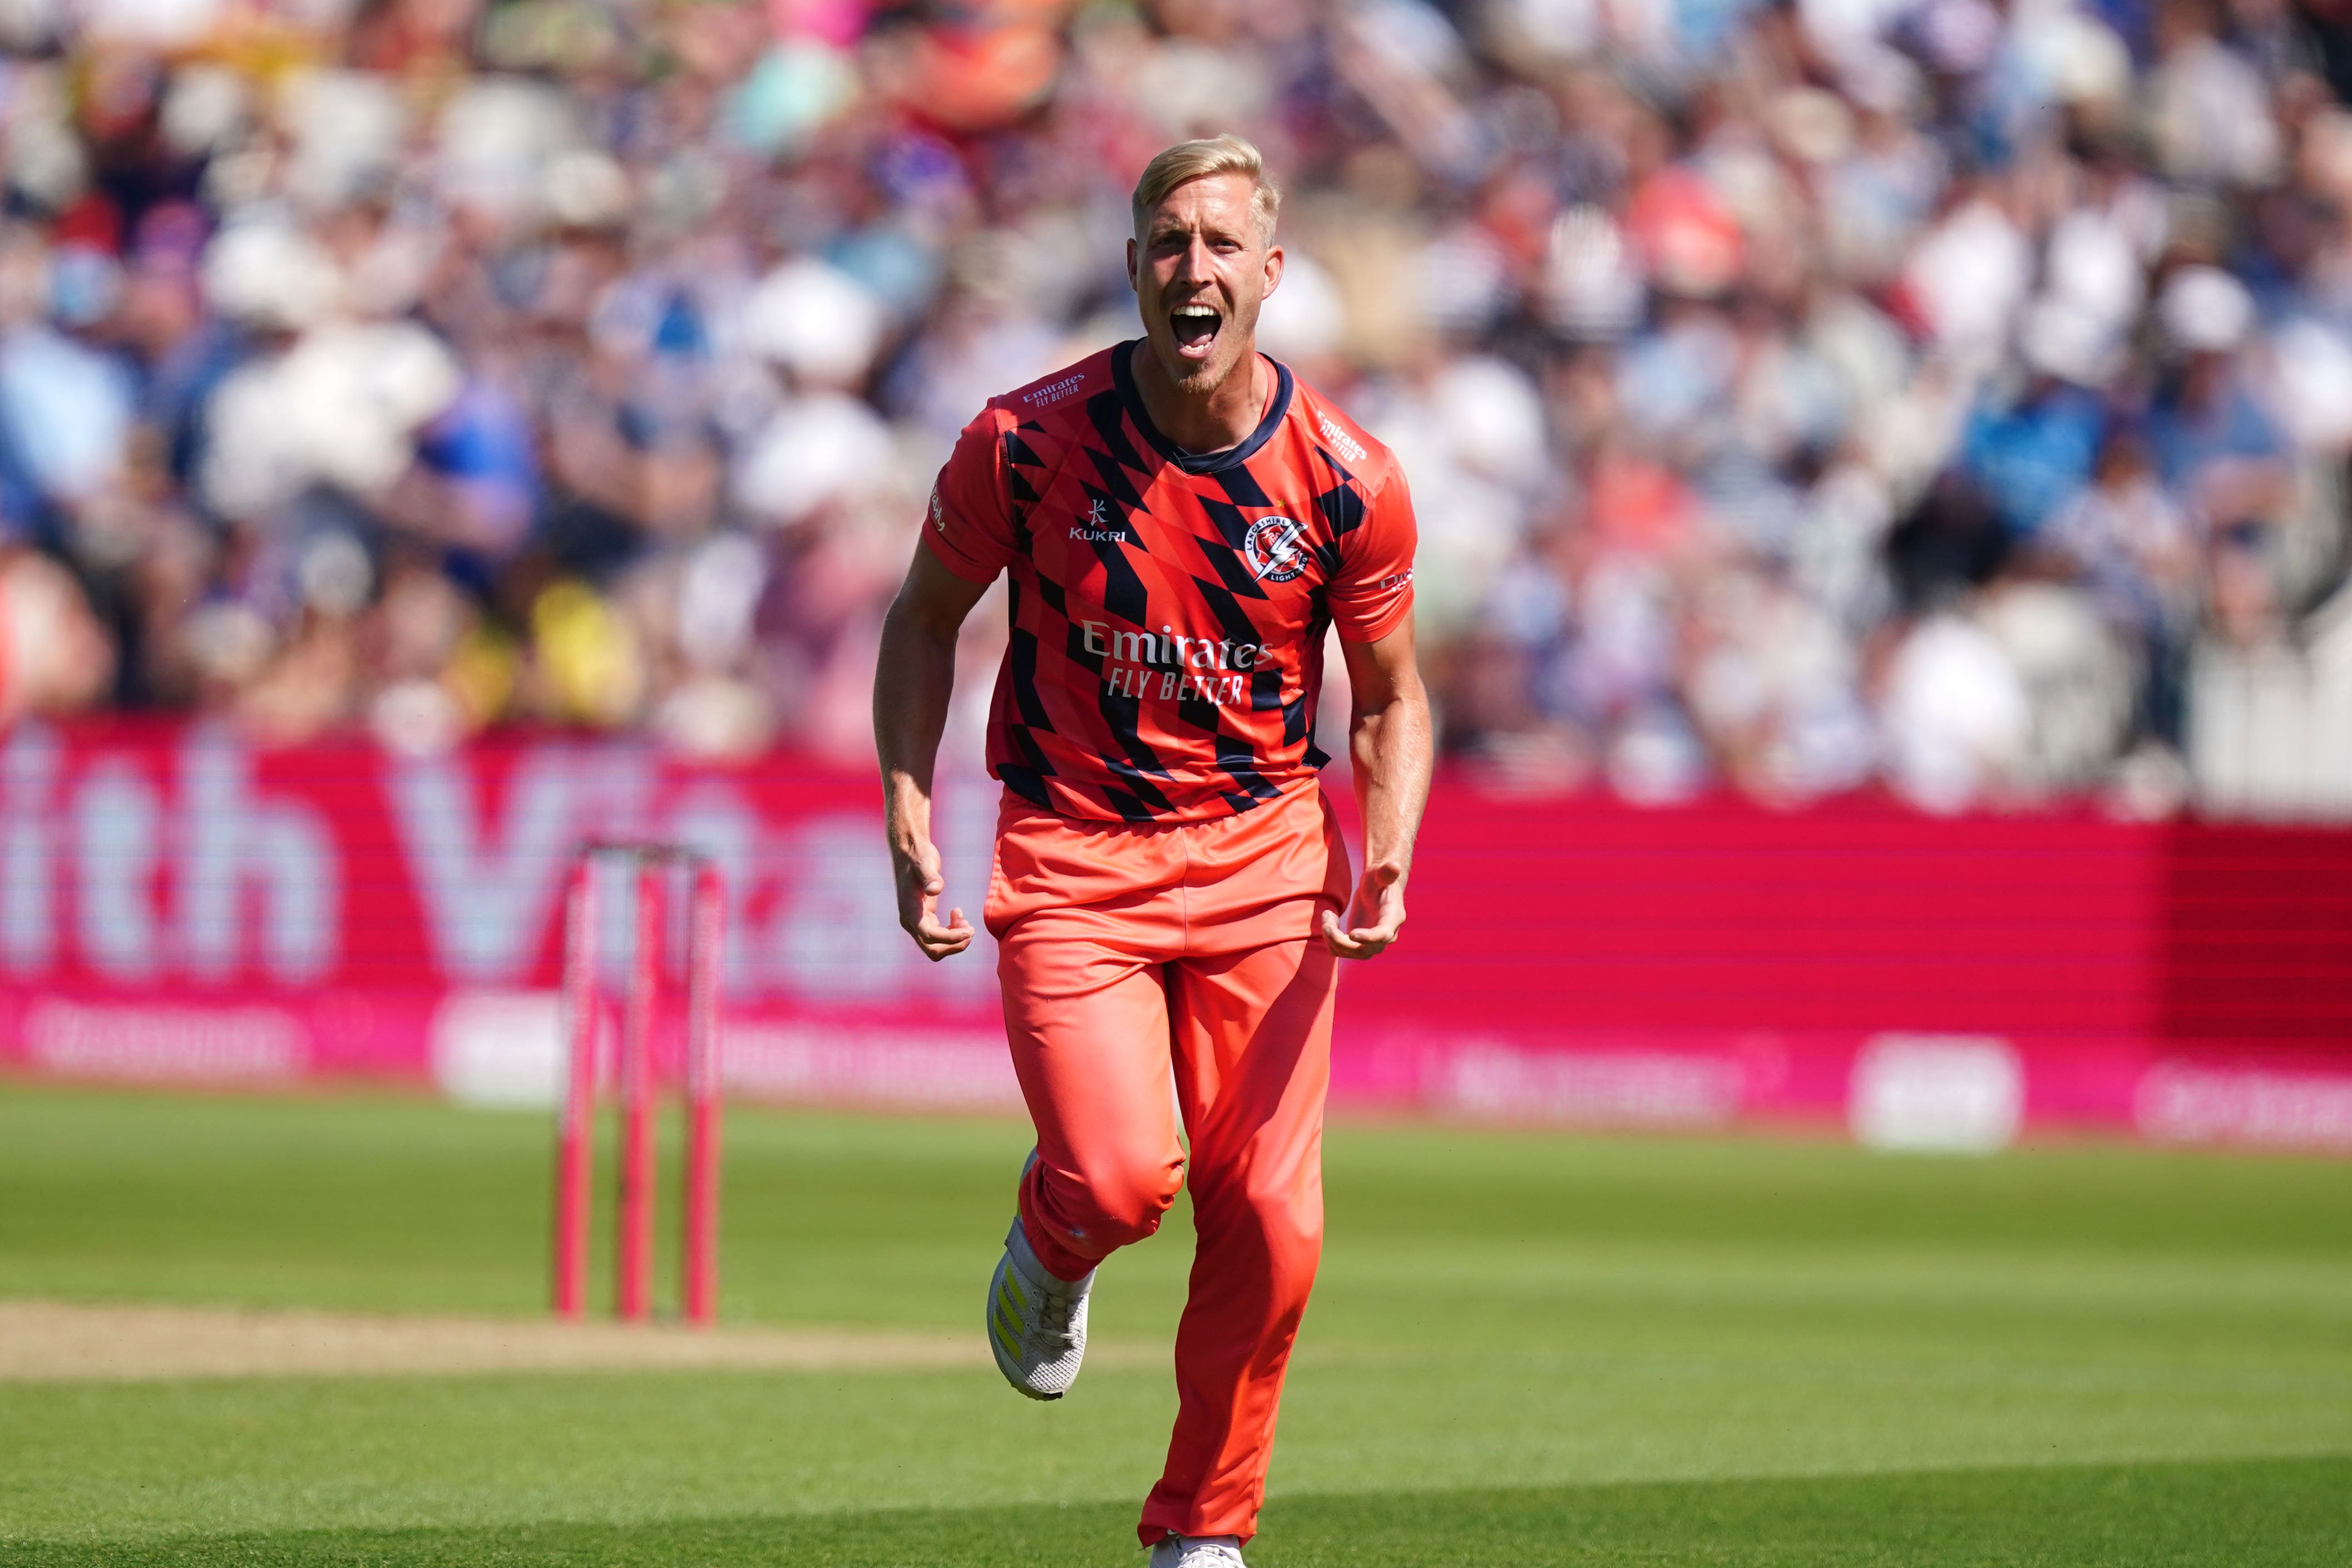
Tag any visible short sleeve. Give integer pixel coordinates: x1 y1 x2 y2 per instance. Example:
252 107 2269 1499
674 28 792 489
1326 463 1417 642
922 408 1019 583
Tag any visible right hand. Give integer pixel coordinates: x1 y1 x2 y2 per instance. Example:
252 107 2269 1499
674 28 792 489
891 834 976 961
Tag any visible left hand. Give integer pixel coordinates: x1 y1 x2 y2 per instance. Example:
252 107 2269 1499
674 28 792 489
1320 863 1406 960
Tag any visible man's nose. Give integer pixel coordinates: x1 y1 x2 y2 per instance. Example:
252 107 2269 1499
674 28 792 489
1174 234 1212 279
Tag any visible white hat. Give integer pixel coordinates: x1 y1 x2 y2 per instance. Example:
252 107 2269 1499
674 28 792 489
2019 295 2120 387
741 256 887 387
2158 266 2255 354
202 217 343 331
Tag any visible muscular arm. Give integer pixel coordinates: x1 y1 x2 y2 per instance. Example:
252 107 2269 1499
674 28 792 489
1321 620 1434 959
873 545 991 960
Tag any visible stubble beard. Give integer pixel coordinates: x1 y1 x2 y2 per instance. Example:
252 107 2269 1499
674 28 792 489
1169 356 1226 397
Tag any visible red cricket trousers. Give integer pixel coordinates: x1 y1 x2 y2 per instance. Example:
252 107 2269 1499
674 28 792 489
984 780 1350 1546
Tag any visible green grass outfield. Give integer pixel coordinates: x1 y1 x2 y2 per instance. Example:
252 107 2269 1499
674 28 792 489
2 1084 2349 1565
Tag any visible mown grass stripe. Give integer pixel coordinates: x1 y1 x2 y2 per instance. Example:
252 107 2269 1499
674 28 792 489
3 1455 2344 1566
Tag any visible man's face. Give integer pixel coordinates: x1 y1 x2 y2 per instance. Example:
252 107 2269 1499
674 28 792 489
1128 173 1283 395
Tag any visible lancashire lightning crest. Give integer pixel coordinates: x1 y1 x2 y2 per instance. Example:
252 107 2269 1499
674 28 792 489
1243 516 1310 583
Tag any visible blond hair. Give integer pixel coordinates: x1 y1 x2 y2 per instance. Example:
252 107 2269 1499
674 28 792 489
1130 135 1281 246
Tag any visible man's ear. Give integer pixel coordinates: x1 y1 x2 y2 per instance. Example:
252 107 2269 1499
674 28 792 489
1262 243 1283 300
1126 238 1138 293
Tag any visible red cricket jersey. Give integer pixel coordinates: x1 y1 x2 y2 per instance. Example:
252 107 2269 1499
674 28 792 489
924 342 1417 823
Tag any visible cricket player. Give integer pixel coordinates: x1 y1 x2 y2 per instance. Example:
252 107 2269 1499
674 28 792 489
872 134 1432 1567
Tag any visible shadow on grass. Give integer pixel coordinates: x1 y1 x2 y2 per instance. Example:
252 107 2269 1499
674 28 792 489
6 1453 2346 1567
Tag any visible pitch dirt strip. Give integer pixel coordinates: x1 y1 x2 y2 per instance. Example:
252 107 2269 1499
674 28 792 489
0 1300 1011 1382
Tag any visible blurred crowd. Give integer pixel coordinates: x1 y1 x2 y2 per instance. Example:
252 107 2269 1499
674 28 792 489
3 0 2351 812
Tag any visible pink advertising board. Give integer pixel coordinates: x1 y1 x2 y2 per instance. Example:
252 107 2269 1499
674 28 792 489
2 720 2348 1154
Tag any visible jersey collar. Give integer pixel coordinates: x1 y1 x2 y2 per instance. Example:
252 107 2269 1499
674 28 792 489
1113 339 1293 476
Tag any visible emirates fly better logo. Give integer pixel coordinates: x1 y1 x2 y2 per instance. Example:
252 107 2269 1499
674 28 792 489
1243 516 1310 582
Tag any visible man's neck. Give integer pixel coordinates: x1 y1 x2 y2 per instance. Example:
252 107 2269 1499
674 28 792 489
1130 343 1268 456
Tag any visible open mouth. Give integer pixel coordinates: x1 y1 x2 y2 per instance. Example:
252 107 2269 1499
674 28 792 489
1169 301 1221 359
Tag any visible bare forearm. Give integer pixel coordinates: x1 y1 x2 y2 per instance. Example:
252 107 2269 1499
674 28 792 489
873 597 958 850
1349 681 1434 882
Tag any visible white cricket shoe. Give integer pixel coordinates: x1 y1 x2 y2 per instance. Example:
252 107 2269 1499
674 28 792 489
1149 1534 1246 1567
985 1213 1093 1400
